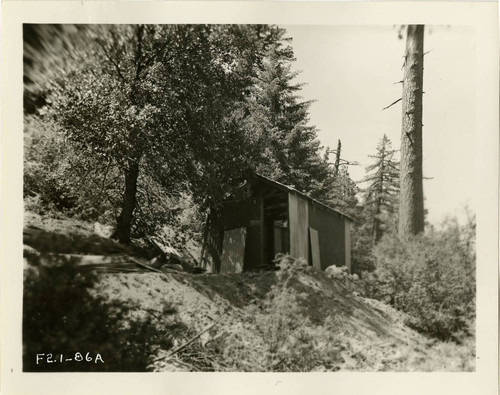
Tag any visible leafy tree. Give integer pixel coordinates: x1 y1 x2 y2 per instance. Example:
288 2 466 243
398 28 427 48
34 25 288 243
25 24 355 245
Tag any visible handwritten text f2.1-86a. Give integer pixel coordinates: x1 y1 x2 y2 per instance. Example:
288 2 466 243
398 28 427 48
36 352 104 364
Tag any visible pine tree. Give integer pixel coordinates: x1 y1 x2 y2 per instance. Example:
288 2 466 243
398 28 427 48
361 134 400 245
236 35 334 202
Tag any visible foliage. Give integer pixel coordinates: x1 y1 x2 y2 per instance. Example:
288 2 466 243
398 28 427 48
24 114 123 221
328 165 360 219
219 256 344 372
370 213 476 341
23 258 185 371
236 37 337 205
351 135 399 275
360 134 399 244
26 24 348 243
350 218 377 275
24 24 361 248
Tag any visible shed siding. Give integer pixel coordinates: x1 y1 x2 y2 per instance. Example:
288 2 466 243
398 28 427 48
211 197 263 272
308 203 345 270
288 193 309 261
206 176 352 273
221 200 251 230
220 227 246 273
344 221 351 272
309 227 321 270
244 197 263 271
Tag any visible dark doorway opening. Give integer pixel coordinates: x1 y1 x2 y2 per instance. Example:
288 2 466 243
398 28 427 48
263 191 289 267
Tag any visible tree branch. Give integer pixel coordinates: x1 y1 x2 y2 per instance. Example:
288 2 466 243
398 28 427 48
382 98 402 111
96 40 126 84
153 321 218 363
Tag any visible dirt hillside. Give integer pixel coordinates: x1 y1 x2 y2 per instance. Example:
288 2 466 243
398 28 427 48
95 262 473 372
23 213 474 372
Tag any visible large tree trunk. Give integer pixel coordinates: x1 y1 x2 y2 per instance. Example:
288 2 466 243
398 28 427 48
113 159 140 244
112 27 146 245
398 25 425 238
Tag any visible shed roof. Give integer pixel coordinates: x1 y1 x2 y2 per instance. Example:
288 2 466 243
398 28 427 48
253 173 354 222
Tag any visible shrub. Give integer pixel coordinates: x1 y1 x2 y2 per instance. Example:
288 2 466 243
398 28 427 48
372 216 475 341
24 114 203 242
219 256 344 372
23 256 185 371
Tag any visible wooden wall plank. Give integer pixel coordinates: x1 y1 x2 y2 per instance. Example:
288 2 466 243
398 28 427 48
243 197 263 271
308 204 345 270
288 193 309 261
344 220 351 273
309 227 321 270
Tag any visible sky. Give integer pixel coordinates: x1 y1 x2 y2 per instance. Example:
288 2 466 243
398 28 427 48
283 25 476 225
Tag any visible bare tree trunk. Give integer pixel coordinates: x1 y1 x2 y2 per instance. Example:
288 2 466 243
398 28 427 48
113 159 140 244
372 144 385 246
398 25 425 238
333 139 341 178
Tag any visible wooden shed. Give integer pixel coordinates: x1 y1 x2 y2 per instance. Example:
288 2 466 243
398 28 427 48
200 174 353 274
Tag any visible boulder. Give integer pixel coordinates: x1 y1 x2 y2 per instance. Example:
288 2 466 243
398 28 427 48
93 222 114 238
23 244 40 257
325 265 346 280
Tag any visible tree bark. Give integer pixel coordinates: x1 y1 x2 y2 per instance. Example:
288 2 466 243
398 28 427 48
112 26 146 245
398 25 425 238
113 159 140 244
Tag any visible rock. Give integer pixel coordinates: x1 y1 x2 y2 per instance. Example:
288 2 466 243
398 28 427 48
23 244 40 257
192 266 207 274
93 222 114 238
325 265 346 280
310 365 327 372
149 255 165 268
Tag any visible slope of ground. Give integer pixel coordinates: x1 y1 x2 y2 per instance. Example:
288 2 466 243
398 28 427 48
23 213 475 372
95 263 474 372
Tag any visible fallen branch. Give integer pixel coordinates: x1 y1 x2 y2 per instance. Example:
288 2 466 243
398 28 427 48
153 322 217 363
130 257 165 274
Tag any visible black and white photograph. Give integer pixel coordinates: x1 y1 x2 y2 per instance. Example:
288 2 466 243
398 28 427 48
21 21 478 372
1 1 498 394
